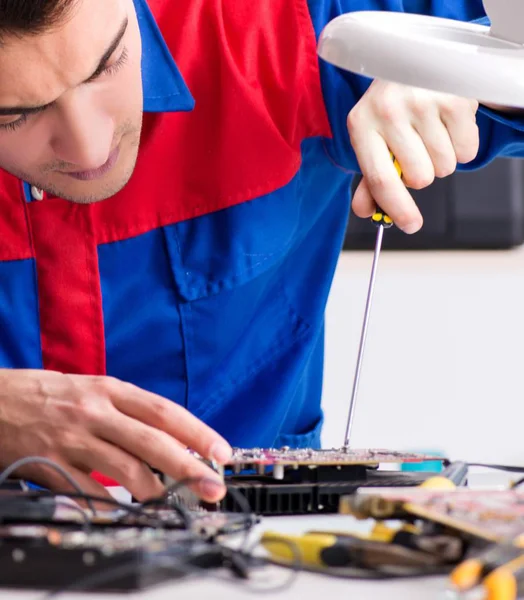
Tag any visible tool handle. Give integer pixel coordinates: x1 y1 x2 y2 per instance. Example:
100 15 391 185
451 545 524 592
371 154 402 228
483 553 524 600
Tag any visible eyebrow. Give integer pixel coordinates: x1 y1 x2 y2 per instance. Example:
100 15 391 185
0 17 129 117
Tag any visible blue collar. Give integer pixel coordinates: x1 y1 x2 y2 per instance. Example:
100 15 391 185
134 0 194 113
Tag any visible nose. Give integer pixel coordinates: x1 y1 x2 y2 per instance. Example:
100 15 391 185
49 91 114 170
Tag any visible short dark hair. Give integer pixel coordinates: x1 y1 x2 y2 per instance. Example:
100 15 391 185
0 0 76 39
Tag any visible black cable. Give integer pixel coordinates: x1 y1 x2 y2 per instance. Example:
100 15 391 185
221 483 258 549
142 477 258 540
50 500 91 531
1 489 158 526
511 477 524 489
141 478 197 529
468 462 524 474
43 480 287 597
43 535 299 598
241 534 302 594
0 457 97 514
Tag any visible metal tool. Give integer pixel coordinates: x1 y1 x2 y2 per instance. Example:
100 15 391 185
260 528 458 571
342 157 402 450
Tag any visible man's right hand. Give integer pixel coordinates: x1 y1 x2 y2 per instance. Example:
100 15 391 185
0 369 232 503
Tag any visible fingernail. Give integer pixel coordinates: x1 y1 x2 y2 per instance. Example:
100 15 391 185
200 478 226 501
210 442 232 464
401 222 421 235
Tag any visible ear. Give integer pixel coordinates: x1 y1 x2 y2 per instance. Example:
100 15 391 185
483 0 524 44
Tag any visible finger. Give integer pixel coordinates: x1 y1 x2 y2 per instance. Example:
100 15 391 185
352 178 376 218
440 102 480 164
68 437 165 502
382 122 435 191
413 116 457 178
352 130 422 234
15 460 113 510
103 379 232 464
97 414 227 503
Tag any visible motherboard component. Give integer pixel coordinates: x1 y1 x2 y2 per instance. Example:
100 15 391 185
0 524 214 591
340 488 524 543
221 448 442 471
196 448 445 516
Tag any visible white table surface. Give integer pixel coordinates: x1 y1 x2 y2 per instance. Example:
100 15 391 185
0 470 515 600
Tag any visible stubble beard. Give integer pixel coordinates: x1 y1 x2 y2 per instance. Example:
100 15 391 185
9 117 143 205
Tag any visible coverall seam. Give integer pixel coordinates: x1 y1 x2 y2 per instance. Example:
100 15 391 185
20 183 44 370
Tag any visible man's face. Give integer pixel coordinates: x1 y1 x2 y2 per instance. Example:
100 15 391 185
0 0 143 203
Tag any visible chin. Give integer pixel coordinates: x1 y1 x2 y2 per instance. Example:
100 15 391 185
57 175 133 204
49 151 139 205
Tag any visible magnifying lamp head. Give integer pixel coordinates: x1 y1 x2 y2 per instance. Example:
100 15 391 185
317 4 524 108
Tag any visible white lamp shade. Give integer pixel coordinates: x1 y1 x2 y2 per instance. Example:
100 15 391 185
317 10 524 108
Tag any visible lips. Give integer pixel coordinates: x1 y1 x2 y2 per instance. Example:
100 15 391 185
61 146 120 181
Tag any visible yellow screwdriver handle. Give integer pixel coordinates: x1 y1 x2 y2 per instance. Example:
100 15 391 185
483 553 524 600
261 531 337 567
450 537 524 593
371 154 402 228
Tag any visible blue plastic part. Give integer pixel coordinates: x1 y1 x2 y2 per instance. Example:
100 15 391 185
400 451 445 473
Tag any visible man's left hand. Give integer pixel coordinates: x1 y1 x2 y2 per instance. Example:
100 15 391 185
347 80 479 234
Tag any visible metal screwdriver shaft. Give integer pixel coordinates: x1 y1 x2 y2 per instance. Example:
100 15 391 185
343 221 387 449
342 156 401 451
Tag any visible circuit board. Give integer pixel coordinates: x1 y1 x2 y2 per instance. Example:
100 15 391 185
0 524 219 591
0 493 257 591
193 448 445 516
0 491 254 536
340 488 524 543
221 448 444 469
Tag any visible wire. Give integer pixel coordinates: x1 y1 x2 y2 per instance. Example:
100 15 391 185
466 463 524 489
45 491 159 523
1 489 157 527
222 484 259 550
43 537 298 598
142 477 258 540
0 457 97 515
49 500 91 531
511 477 524 489
43 528 448 599
468 462 524 474
241 534 302 594
141 478 196 528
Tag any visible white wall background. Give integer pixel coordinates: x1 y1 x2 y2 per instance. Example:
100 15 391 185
322 247 524 465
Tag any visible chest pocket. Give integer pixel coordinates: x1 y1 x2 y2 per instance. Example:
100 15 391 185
163 174 311 420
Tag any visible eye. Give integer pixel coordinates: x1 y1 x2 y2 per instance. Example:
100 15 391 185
102 47 129 77
0 114 28 133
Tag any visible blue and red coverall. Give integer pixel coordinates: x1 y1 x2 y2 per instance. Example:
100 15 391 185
0 0 522 453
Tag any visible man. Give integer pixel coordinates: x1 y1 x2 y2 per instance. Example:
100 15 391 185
0 0 521 504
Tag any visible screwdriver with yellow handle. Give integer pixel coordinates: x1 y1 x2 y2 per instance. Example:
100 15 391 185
260 528 458 571
261 461 468 572
343 155 402 450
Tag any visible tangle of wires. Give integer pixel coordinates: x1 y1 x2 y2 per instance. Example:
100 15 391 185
6 456 524 597
0 456 301 597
